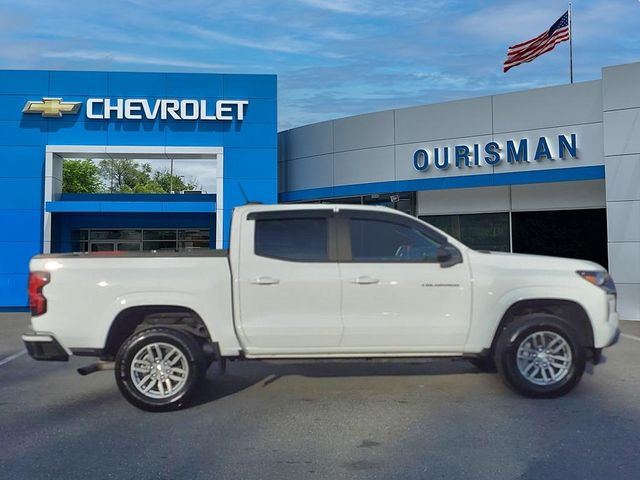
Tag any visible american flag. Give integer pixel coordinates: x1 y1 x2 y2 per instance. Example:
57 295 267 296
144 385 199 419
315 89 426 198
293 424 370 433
503 11 570 72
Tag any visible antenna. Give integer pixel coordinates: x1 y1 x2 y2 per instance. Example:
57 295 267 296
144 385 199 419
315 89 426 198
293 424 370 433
236 182 263 205
237 182 250 204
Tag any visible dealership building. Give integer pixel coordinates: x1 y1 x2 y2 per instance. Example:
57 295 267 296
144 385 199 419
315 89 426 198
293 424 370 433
1 62 639 321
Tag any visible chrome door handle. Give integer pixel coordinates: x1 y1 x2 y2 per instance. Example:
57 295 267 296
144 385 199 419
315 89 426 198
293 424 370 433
350 276 380 285
250 276 280 285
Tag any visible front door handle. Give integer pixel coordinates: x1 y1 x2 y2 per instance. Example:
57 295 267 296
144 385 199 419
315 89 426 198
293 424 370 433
250 276 280 285
350 276 380 285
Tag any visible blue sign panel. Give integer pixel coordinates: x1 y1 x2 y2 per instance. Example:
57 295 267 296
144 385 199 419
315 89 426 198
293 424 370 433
0 70 278 308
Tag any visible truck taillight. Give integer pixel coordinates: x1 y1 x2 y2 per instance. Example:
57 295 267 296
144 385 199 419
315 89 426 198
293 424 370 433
28 271 50 316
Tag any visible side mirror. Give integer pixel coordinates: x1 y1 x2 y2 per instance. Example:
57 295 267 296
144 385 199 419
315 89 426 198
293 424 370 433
437 247 452 263
437 244 462 268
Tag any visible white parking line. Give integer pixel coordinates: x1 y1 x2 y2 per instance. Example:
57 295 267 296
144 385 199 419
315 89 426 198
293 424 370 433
621 333 640 343
0 349 26 366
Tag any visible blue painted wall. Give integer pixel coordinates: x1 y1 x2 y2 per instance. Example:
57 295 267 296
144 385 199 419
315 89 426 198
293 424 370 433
0 70 277 308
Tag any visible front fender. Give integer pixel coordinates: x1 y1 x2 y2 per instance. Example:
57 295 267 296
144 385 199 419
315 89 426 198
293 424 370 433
465 285 603 353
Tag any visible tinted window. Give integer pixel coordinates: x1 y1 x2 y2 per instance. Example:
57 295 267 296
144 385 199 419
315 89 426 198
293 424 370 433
349 218 441 262
421 213 510 252
255 218 328 261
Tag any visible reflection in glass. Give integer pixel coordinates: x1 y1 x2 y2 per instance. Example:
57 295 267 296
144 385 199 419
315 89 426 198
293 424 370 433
62 157 217 194
76 229 210 252
421 213 510 252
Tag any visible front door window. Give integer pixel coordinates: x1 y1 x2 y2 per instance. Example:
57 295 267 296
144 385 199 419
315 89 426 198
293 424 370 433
349 218 441 262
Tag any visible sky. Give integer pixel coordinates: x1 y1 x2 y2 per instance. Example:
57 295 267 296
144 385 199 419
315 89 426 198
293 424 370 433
0 0 639 130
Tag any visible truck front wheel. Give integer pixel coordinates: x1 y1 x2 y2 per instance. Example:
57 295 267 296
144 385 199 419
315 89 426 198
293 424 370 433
494 314 586 398
115 327 207 411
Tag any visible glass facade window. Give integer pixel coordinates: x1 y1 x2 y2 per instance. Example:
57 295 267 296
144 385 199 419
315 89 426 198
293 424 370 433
310 192 416 216
76 229 210 252
512 209 608 268
62 157 216 195
421 212 511 252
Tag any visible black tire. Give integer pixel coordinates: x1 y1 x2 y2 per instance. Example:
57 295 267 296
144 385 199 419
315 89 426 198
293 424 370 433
494 314 586 398
468 356 497 373
115 327 207 412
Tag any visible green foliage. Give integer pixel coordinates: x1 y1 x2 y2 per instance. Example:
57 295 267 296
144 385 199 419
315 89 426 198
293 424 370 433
62 159 103 193
62 158 201 194
98 160 198 193
98 159 151 193
152 168 198 193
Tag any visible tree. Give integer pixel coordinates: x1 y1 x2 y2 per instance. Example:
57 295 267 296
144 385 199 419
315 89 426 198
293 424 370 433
62 159 102 193
152 168 198 193
98 159 152 193
94 159 201 194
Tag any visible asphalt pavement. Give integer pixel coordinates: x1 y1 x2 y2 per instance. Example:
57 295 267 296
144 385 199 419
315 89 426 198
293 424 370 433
1 312 639 480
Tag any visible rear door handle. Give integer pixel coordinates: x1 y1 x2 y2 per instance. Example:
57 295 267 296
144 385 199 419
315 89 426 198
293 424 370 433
250 276 280 285
350 276 380 285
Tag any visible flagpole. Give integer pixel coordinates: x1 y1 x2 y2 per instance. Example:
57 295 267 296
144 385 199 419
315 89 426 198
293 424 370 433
569 2 574 83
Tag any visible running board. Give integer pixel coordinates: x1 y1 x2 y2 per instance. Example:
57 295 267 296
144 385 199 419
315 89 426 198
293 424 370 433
77 361 114 376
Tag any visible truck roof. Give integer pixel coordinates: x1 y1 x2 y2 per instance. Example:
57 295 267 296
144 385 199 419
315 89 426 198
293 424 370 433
233 203 401 214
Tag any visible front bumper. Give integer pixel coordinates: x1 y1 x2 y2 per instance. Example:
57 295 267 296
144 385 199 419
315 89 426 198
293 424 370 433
22 333 69 361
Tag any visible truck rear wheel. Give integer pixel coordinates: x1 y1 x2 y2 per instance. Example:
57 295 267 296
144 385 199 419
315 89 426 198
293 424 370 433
115 327 206 411
494 314 586 398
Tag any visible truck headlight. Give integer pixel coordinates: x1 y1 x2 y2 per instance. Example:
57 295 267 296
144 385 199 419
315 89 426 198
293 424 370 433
577 270 616 295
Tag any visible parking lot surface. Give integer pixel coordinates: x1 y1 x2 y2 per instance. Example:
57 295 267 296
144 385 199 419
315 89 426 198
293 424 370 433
1 313 639 480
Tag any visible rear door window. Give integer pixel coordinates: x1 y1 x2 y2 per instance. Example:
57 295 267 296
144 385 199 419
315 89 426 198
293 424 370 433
255 216 329 261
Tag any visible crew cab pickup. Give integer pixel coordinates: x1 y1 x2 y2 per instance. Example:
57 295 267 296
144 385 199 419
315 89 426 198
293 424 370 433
23 204 620 411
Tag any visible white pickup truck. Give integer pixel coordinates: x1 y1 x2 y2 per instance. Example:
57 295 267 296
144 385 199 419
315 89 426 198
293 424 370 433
23 204 620 411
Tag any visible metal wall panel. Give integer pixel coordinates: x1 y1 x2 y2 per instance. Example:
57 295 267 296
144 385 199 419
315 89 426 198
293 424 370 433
333 110 394 152
511 179 605 211
492 81 602 133
417 186 510 216
283 121 333 160
603 109 640 156
394 96 492 144
604 154 640 202
603 63 640 320
285 154 334 191
608 242 640 284
602 63 640 111
607 200 640 242
334 146 395 186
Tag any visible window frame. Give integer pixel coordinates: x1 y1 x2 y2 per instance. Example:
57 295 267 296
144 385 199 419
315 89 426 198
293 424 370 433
336 210 455 264
249 209 338 263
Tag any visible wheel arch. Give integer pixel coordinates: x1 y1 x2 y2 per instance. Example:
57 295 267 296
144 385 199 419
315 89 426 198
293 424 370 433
489 299 594 355
103 305 212 359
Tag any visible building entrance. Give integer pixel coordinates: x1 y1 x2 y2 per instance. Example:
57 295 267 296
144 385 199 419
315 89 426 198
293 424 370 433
512 208 608 269
79 228 210 253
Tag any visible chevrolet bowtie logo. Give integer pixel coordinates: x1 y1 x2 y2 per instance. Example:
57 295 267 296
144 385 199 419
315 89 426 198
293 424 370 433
22 98 82 118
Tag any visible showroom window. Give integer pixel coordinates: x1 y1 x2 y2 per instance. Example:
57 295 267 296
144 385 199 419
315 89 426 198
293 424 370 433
308 192 416 216
349 218 441 262
255 217 329 261
76 229 210 252
512 209 608 268
420 213 511 252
